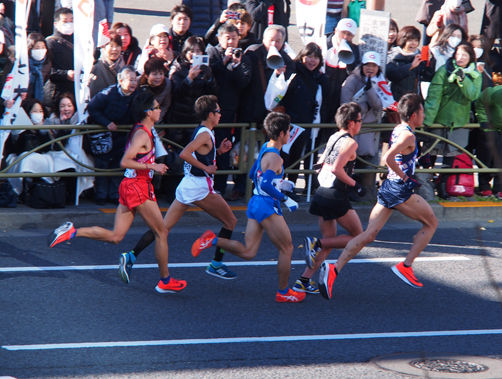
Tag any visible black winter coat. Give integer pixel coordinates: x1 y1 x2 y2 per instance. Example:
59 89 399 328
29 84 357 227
482 0 502 40
46 31 74 98
246 0 291 42
279 61 328 123
182 0 225 37
207 45 252 122
168 58 218 124
240 43 295 123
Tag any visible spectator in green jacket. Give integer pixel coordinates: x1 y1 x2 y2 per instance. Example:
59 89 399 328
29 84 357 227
424 42 482 198
474 84 502 199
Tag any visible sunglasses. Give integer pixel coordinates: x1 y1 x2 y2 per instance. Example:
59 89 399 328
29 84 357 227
150 105 161 111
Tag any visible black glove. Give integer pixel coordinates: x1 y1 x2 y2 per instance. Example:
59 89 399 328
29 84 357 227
354 182 367 197
480 122 489 130
454 68 465 81
404 175 422 190
364 77 372 91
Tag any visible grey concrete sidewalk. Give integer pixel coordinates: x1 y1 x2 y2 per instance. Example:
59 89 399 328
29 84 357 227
3 194 501 230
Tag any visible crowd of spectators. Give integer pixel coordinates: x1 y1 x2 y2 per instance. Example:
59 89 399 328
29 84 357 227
0 0 501 207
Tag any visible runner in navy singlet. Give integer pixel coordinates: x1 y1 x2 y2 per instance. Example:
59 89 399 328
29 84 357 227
319 94 438 299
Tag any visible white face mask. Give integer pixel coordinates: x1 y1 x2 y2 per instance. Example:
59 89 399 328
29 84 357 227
448 36 461 48
30 112 44 125
474 47 484 59
59 22 74 35
31 48 47 61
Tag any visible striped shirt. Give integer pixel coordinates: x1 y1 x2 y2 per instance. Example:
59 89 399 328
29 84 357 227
327 0 344 14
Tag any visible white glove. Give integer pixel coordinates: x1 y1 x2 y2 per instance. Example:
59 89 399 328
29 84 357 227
283 196 298 212
278 179 295 193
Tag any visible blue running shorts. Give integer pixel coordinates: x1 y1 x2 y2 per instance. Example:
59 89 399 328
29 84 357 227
377 179 413 209
247 195 282 223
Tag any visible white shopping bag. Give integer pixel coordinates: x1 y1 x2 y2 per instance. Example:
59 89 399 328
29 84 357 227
264 72 296 111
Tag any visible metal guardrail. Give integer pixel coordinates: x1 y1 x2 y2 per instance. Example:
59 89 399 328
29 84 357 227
1 122 501 200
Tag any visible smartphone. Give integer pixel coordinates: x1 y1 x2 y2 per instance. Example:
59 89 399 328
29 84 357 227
192 54 209 67
226 11 241 20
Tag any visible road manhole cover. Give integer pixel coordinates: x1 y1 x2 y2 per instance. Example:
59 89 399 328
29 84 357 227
372 353 502 378
409 359 488 374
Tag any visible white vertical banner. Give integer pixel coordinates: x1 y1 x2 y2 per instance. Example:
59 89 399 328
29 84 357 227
73 0 95 122
70 0 96 204
295 0 327 47
0 0 31 166
358 9 390 75
1 0 31 126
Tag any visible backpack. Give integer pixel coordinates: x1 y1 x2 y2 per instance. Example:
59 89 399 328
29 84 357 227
446 153 474 197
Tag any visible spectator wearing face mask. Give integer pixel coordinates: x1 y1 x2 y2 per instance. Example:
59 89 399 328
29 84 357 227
45 7 75 111
27 33 51 102
429 23 467 72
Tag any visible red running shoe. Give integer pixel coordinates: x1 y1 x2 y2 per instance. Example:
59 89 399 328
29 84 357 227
155 278 187 293
48 222 76 248
275 288 306 303
391 262 423 288
191 230 216 257
319 262 337 300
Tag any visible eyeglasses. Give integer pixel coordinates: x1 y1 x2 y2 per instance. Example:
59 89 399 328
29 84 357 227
213 109 222 114
353 119 363 123
150 105 161 111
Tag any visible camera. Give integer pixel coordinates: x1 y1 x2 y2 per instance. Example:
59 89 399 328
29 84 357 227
233 48 242 59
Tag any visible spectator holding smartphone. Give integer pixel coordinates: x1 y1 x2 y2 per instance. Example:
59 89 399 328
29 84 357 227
167 36 217 146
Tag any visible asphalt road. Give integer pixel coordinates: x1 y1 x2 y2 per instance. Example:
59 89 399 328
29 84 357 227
1 215 501 378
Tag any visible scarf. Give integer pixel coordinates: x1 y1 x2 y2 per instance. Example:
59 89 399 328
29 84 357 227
29 56 45 101
448 61 480 87
101 55 124 78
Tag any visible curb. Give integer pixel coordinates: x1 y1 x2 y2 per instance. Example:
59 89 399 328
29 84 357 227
3 199 501 230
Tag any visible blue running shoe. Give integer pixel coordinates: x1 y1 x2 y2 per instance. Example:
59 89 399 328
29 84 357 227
304 236 321 269
293 279 320 294
205 263 237 280
118 251 134 284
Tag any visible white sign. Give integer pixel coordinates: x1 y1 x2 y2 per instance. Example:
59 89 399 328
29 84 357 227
1 0 31 126
295 0 328 47
73 0 95 123
358 9 390 75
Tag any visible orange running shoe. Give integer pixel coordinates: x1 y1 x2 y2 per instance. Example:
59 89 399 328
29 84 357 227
48 221 76 248
275 288 306 303
319 262 337 300
391 262 423 288
191 230 216 257
155 278 187 293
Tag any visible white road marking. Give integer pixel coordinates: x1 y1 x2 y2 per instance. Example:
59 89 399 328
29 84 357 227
0 256 470 272
3 328 502 351
373 240 484 249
